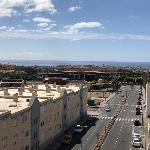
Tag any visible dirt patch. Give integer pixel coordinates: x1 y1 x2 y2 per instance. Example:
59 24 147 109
88 91 111 99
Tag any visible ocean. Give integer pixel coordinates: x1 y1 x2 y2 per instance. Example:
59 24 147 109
0 60 150 67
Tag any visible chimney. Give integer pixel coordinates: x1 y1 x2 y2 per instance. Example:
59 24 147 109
29 87 33 93
57 86 61 93
21 86 25 92
53 82 56 88
46 86 51 93
4 88 8 96
18 88 23 96
60 89 65 97
32 90 37 97
34 84 38 90
13 93 18 102
45 82 49 88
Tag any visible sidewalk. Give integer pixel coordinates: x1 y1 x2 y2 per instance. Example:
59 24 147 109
142 87 150 150
46 117 87 150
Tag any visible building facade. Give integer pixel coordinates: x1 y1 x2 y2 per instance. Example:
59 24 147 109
146 83 150 117
0 83 88 150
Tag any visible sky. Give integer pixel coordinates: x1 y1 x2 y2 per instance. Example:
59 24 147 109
0 0 150 62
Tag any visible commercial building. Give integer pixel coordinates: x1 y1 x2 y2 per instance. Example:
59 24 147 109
0 83 88 150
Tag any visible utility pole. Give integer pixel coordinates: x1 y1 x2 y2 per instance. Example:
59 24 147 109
126 90 128 98
142 111 144 126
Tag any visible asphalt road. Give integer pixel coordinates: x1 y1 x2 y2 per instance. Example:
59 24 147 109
57 86 132 150
101 85 144 150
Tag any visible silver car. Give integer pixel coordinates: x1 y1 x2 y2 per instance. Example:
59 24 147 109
132 137 141 147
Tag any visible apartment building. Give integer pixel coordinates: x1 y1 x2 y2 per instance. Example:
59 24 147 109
146 83 150 117
0 83 88 150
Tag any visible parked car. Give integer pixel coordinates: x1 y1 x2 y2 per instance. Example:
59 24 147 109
137 101 142 105
133 133 142 140
136 105 142 111
74 125 83 133
121 94 124 97
118 89 122 93
132 137 141 147
105 106 111 112
136 110 141 115
134 120 141 126
62 134 72 145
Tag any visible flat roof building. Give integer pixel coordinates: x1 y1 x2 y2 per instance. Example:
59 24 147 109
0 83 88 150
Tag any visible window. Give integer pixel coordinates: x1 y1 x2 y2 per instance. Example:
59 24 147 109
41 121 45 127
3 118 7 128
2 137 7 148
49 116 51 123
13 134 18 145
25 145 29 150
25 130 29 137
13 117 18 127
24 114 28 122
40 106 45 114
34 117 38 125
34 132 38 139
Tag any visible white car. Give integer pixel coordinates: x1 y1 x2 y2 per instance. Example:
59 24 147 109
105 106 111 112
133 133 141 140
132 137 141 147
74 125 83 133
121 94 124 97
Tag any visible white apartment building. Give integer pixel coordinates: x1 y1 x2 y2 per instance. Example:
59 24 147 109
0 83 88 150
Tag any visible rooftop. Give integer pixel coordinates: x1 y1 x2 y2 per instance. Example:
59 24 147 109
0 84 81 116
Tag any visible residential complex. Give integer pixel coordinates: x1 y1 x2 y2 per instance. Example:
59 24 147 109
146 83 150 117
0 83 88 150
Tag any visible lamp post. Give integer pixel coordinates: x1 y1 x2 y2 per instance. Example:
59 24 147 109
81 139 83 150
142 111 144 126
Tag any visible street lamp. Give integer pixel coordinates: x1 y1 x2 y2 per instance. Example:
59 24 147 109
142 111 144 126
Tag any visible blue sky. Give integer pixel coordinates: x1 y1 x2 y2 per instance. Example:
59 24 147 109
0 0 150 62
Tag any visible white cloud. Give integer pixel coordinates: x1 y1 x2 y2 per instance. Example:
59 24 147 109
64 22 102 33
68 6 81 12
1 28 150 42
0 0 26 17
37 23 49 28
25 0 57 14
0 51 49 60
33 17 51 23
23 19 30 22
0 0 57 17
0 26 15 31
0 26 7 30
41 24 56 31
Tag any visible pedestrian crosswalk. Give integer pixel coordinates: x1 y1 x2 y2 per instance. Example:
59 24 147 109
99 116 140 123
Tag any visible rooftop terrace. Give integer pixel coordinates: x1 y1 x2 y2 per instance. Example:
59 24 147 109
0 84 81 115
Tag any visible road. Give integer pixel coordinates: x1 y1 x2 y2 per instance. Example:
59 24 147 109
101 85 144 150
58 85 135 150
